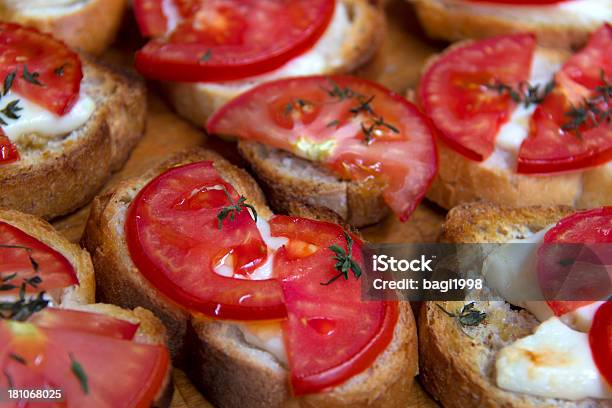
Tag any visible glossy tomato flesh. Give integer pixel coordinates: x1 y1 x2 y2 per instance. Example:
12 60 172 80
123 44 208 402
0 221 78 293
28 308 139 340
270 215 398 395
0 320 169 408
418 33 535 161
208 75 437 221
0 23 82 115
538 207 612 315
517 24 612 173
589 301 612 387
134 0 335 82
126 161 285 320
0 132 19 164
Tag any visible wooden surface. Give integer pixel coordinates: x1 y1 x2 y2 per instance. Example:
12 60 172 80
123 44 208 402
52 1 445 406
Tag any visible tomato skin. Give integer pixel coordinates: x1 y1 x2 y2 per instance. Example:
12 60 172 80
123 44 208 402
134 0 335 82
208 75 437 221
126 161 286 320
0 132 19 164
0 221 78 293
28 308 139 340
537 207 612 316
589 301 612 386
0 23 82 115
418 33 535 162
270 216 398 395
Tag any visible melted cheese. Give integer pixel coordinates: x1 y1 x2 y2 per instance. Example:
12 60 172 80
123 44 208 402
2 0 91 16
496 317 612 400
236 320 287 365
1 91 95 143
195 1 351 94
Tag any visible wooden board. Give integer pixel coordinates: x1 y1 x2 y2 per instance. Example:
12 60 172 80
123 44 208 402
51 1 445 406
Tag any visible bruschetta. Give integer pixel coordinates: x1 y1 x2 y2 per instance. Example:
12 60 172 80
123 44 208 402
132 0 385 125
0 23 146 219
82 148 419 407
417 25 611 210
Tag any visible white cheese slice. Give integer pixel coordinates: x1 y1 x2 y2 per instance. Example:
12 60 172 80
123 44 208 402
1 91 95 142
236 320 287 365
496 317 612 400
560 301 605 332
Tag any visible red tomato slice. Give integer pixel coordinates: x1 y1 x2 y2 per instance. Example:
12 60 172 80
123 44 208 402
418 33 535 161
0 131 19 165
270 216 398 395
589 301 612 387
517 25 612 173
0 321 169 408
28 308 139 340
0 221 78 294
208 76 437 221
0 23 82 115
126 161 286 320
134 0 335 82
537 207 612 316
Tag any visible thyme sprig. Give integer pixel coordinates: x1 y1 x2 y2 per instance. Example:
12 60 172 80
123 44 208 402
22 65 43 86
216 186 257 229
437 302 487 336
562 70 611 138
70 353 89 394
321 231 362 286
486 79 555 108
0 282 49 321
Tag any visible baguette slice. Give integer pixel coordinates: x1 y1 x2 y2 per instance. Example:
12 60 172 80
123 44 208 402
410 0 609 49
419 202 606 408
0 0 128 55
418 43 612 210
82 147 419 407
0 209 95 306
238 140 389 228
163 0 385 126
0 55 146 220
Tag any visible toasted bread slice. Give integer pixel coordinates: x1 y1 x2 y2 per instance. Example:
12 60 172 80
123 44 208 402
64 303 174 407
163 0 385 126
0 55 146 220
417 43 612 210
410 0 609 49
420 202 606 408
82 147 419 406
0 0 128 55
0 209 95 306
238 141 389 228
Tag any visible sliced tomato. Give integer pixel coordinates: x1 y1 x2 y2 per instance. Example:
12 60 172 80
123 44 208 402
517 25 612 173
418 33 535 161
537 207 612 316
0 23 82 115
0 131 19 165
589 301 612 387
208 76 437 221
0 320 169 408
270 216 398 395
126 161 285 320
28 308 139 340
134 0 335 82
0 221 78 294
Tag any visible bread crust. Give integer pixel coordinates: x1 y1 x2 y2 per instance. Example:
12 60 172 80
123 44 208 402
238 141 389 228
0 0 128 55
0 55 146 220
83 147 418 406
189 303 418 408
411 0 601 49
0 209 94 305
420 203 607 408
164 0 385 125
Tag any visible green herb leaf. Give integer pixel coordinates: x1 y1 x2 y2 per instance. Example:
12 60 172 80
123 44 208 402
562 70 611 138
216 187 258 229
1 100 22 120
437 302 487 330
22 65 43 86
54 64 67 77
200 49 212 62
321 231 362 285
9 353 26 365
3 70 16 96
70 353 89 394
